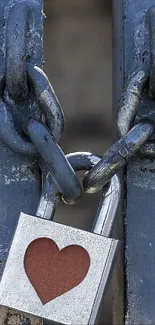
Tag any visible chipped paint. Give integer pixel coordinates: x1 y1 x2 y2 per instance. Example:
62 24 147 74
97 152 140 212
128 157 155 189
0 163 39 185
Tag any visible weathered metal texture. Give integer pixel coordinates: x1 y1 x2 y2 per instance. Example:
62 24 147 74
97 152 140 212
0 0 43 324
114 1 155 324
27 120 82 205
83 120 154 193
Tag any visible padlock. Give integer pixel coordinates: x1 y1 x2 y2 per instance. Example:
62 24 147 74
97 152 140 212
0 152 120 325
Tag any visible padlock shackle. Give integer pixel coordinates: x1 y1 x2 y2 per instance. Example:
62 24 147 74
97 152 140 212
36 152 100 219
92 174 121 237
36 152 120 226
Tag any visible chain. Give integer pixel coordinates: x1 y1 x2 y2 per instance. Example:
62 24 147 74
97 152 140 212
2 2 155 200
84 7 155 193
1 1 82 205
83 119 154 193
84 66 155 193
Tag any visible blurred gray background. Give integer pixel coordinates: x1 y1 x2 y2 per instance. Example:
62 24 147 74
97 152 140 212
43 0 112 231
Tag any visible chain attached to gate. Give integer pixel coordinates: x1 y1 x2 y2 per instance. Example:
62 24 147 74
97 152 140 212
2 2 155 324
84 6 155 193
2 3 155 202
1 1 82 205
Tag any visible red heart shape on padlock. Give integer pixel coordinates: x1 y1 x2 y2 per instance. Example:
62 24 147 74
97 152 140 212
24 237 90 305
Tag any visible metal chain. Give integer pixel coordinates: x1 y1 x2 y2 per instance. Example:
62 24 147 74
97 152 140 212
117 68 149 138
84 68 155 193
1 1 82 204
83 7 155 193
117 67 155 157
83 119 154 193
3 2 155 199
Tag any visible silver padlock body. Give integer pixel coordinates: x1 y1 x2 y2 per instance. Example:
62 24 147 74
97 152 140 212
0 212 119 325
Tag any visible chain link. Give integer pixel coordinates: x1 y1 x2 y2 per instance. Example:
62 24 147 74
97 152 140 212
83 120 154 193
117 66 155 159
27 63 64 142
117 68 149 138
27 120 82 204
